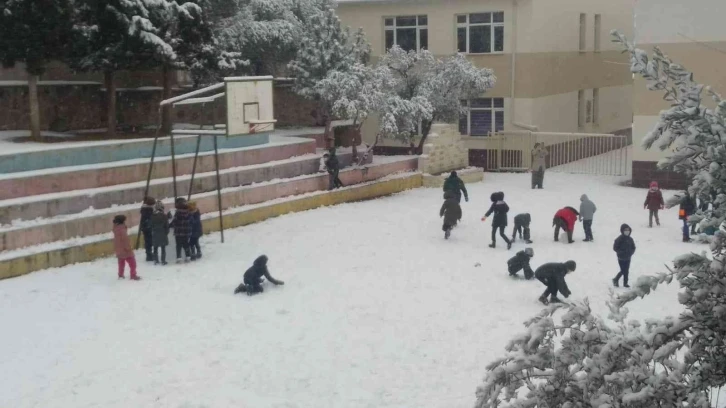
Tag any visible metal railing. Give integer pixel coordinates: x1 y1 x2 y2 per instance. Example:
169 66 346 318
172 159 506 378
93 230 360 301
468 131 629 176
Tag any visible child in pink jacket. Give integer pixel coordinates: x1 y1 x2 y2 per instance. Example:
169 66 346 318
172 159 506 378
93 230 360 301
113 215 141 280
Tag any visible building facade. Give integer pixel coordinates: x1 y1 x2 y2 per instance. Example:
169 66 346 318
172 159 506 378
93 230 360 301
631 0 726 188
337 0 634 153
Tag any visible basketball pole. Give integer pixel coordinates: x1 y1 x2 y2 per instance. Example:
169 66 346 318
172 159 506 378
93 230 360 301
187 103 205 201
135 110 163 250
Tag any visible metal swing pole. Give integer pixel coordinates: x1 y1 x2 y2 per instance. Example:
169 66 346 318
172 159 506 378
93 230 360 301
135 110 163 250
213 131 225 243
170 126 178 200
187 103 206 200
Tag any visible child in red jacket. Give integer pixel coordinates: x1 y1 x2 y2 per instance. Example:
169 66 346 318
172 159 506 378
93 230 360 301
553 206 579 243
644 181 664 227
113 215 141 280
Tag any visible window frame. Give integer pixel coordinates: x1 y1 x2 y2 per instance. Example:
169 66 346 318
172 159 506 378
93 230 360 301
456 12 505 55
593 14 601 52
577 90 585 128
579 13 587 52
384 15 429 52
592 88 600 125
459 97 505 136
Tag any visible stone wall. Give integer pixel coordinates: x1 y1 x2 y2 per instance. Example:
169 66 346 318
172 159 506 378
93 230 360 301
417 124 469 175
0 81 321 132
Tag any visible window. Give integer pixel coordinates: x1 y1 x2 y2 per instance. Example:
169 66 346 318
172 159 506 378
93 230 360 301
594 14 601 52
384 15 428 51
577 90 585 127
459 98 504 136
592 88 600 124
456 12 504 54
579 13 586 52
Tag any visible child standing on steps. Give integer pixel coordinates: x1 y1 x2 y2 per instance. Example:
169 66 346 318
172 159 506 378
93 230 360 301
482 191 512 249
188 201 203 260
151 200 169 265
112 215 140 280
612 224 636 288
644 181 664 227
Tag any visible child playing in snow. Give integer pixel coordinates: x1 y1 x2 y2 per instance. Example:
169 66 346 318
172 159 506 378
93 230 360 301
320 152 329 173
511 213 532 244
140 196 155 262
482 191 512 249
553 206 579 243
507 247 534 279
579 194 597 242
612 224 636 288
188 201 203 260
150 200 169 265
440 191 462 239
170 197 192 262
112 215 140 280
679 192 697 242
644 181 665 228
534 260 575 304
234 255 285 296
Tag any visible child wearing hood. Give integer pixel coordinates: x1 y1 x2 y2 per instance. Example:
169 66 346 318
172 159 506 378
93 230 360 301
511 213 533 244
150 200 169 265
644 181 664 227
440 190 462 239
553 206 579 243
234 255 285 295
482 191 512 249
579 194 597 242
188 201 203 260
612 224 636 288
507 247 534 279
140 196 156 261
112 215 140 280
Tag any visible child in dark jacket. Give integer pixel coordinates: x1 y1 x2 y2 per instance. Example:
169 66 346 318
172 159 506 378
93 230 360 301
535 260 576 304
644 181 664 228
150 200 169 265
188 201 203 260
679 192 697 241
140 196 155 262
171 197 192 263
234 255 285 295
511 213 532 243
440 191 462 239
612 223 636 288
482 191 512 249
507 247 534 279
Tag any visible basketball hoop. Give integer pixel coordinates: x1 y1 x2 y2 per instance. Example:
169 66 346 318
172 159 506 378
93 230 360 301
248 119 277 134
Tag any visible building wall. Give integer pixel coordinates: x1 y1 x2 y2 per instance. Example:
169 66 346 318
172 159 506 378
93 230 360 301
631 0 726 187
337 0 634 148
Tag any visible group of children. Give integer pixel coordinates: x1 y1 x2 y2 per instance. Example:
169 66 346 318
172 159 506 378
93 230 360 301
111 196 204 280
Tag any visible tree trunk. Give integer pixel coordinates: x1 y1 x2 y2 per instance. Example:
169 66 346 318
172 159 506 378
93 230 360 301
161 65 173 134
104 71 117 138
416 120 433 151
28 74 41 140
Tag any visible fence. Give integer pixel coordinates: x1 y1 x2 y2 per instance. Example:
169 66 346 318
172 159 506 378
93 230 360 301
467 131 629 176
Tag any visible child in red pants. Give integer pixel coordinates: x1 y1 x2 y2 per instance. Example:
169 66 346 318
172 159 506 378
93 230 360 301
113 215 141 280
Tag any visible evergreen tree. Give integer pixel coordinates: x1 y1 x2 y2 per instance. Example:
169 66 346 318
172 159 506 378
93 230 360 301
475 32 726 408
288 6 370 148
378 46 495 148
0 0 74 139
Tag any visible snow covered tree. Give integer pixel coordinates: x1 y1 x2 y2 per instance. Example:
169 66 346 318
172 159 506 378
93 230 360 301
0 0 74 139
475 33 726 408
378 46 495 149
288 6 370 148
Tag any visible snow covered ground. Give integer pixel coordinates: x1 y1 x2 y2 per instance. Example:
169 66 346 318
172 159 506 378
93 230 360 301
0 172 705 408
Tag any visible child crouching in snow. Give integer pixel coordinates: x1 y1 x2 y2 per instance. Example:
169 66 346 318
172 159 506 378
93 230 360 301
511 213 532 244
234 255 284 295
535 260 575 304
507 247 534 279
440 191 462 239
113 215 140 280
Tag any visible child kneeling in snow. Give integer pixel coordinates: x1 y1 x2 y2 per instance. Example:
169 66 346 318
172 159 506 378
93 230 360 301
234 255 285 295
113 215 141 280
507 247 534 279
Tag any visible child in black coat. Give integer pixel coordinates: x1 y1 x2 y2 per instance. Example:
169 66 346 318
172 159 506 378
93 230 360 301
511 213 532 244
612 223 636 288
535 260 576 304
440 191 462 239
234 255 285 295
482 191 512 249
507 247 534 279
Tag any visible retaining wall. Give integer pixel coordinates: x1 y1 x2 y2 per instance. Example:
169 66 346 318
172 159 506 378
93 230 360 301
0 172 422 280
0 137 318 200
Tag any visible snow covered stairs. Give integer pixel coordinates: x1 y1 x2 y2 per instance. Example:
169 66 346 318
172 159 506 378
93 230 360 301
0 136 420 279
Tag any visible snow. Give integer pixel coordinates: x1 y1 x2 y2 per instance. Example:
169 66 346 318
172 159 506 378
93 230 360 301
0 172 703 408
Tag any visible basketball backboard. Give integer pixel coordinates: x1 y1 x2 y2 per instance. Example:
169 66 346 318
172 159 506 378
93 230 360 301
225 76 276 136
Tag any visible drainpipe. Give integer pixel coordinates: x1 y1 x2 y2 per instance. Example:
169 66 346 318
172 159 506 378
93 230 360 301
509 0 538 132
